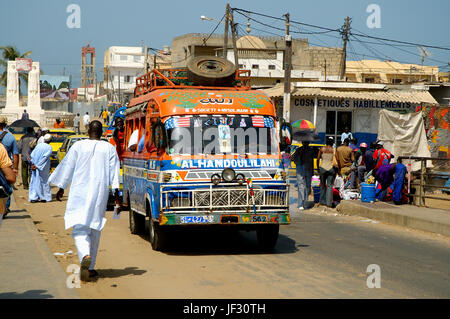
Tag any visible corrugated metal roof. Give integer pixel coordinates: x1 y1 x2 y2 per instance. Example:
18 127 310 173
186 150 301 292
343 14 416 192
262 84 439 104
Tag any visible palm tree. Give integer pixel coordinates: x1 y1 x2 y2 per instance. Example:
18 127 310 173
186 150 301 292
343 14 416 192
0 46 32 97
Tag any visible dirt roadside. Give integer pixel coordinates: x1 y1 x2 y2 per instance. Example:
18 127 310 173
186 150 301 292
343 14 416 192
13 186 305 299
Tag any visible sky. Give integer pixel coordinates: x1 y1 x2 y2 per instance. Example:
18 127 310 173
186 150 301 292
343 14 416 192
1 0 449 91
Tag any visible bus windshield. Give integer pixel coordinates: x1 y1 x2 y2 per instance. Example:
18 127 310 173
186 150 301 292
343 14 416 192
165 115 279 155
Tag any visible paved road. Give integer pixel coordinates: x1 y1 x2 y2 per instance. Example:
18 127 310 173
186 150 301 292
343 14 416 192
11 187 450 298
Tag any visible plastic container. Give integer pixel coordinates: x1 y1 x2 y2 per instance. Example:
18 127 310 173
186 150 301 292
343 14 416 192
361 183 376 203
313 186 321 203
311 175 320 187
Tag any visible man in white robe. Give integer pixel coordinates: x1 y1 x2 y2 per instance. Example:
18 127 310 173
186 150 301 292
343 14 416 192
29 134 53 203
37 128 50 145
49 120 121 281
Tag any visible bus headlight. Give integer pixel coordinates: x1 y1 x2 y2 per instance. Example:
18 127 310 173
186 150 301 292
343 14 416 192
222 168 235 182
236 173 245 185
211 174 221 185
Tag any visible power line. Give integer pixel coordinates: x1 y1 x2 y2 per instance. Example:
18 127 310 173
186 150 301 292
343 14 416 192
232 7 450 52
351 31 450 52
202 13 226 45
234 9 339 36
232 7 339 33
351 27 449 65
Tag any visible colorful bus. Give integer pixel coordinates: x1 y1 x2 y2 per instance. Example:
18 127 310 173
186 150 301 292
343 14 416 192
121 58 290 251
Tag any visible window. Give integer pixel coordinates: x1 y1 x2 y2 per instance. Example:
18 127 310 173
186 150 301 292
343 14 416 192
364 78 375 83
238 64 245 69
166 115 278 155
268 65 276 70
252 64 259 69
120 55 128 61
326 111 353 146
124 75 132 83
133 55 141 62
391 79 402 84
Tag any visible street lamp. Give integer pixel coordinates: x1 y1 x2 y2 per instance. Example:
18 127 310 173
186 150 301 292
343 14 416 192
200 15 213 21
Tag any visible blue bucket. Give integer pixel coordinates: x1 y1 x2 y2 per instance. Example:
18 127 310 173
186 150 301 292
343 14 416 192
313 186 321 203
361 183 376 203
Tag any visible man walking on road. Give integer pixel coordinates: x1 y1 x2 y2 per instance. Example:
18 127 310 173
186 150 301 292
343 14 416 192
83 112 90 133
73 113 81 134
29 134 53 203
18 127 35 189
49 120 121 282
291 141 314 210
102 109 109 124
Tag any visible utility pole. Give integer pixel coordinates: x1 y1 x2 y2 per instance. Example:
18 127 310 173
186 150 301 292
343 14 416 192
118 70 121 104
230 8 239 68
339 16 351 81
144 45 149 73
223 4 230 58
283 12 292 122
68 74 73 113
154 51 157 70
323 59 327 82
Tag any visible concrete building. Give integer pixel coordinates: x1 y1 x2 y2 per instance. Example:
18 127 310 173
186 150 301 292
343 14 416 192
346 60 439 84
171 33 343 87
103 46 145 102
145 46 172 71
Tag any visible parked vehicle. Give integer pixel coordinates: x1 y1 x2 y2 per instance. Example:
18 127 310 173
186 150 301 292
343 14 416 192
48 128 75 172
57 134 88 162
121 57 291 251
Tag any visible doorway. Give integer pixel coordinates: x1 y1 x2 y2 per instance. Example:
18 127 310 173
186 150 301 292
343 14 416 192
325 110 352 146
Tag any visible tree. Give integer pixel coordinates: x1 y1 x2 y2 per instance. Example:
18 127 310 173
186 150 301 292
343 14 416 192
0 46 32 96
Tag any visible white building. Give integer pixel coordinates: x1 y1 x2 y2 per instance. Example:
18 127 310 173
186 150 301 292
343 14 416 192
103 46 145 102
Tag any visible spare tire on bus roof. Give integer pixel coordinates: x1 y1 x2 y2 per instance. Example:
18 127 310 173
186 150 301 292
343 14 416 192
186 56 236 87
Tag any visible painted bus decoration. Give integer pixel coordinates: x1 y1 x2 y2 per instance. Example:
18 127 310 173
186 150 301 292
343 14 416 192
121 57 290 251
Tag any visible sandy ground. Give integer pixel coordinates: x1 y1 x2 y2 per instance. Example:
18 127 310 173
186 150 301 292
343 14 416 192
12 168 450 298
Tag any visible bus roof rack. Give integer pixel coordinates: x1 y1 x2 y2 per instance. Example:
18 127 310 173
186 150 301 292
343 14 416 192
134 68 251 97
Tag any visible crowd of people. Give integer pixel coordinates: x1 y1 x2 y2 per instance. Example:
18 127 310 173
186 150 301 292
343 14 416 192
0 115 122 282
290 130 408 210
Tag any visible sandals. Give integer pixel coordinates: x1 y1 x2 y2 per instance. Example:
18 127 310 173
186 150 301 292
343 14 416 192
80 255 92 282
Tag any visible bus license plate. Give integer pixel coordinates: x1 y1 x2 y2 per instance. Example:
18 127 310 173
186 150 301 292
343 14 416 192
252 215 268 223
180 216 214 224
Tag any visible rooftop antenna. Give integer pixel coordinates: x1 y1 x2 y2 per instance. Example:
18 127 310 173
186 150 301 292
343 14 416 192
418 46 431 66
